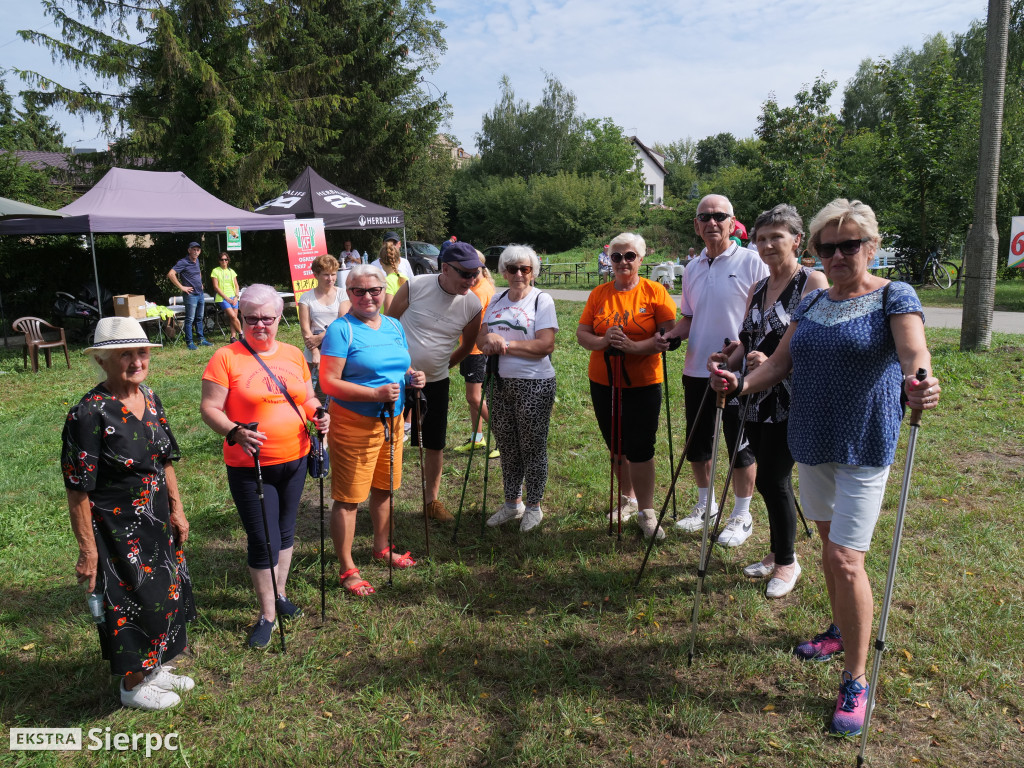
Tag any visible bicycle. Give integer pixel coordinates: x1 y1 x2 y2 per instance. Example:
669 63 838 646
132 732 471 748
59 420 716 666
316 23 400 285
888 251 958 290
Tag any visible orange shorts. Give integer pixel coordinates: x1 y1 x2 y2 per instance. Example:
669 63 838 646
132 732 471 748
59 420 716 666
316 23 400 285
328 402 404 503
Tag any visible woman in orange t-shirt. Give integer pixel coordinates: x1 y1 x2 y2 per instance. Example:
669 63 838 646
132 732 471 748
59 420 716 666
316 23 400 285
200 284 330 649
577 233 677 541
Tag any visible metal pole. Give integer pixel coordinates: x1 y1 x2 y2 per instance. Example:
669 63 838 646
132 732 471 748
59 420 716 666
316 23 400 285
90 233 103 318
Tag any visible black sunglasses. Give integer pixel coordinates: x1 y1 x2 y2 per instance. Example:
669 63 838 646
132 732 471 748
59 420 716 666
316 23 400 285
506 264 533 275
610 251 638 263
243 315 278 326
696 212 732 223
447 263 479 280
818 238 869 258
349 286 384 297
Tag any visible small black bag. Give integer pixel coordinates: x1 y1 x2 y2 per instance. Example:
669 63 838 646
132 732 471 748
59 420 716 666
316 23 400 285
240 338 330 479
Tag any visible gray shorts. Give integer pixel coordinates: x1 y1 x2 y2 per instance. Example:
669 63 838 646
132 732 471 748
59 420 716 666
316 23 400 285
797 462 891 552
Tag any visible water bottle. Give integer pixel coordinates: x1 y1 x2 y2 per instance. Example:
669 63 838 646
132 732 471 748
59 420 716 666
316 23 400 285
362 250 369 264
87 591 105 624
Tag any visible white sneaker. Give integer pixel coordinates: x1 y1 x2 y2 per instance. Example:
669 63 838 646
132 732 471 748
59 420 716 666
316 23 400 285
766 560 802 598
674 501 718 532
742 557 775 579
487 500 525 527
520 505 543 532
120 678 181 711
717 514 753 547
608 495 637 523
636 508 666 541
145 665 195 693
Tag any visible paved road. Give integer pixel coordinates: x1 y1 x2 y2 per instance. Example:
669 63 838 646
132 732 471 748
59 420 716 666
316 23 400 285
545 288 1024 334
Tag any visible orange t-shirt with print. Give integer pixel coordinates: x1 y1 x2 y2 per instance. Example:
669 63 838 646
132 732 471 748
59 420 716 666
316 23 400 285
579 278 678 387
202 343 312 467
466 278 495 355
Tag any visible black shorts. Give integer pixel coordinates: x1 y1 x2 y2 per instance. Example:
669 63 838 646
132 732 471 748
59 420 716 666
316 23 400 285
590 381 662 463
459 354 486 384
407 378 450 451
683 375 755 467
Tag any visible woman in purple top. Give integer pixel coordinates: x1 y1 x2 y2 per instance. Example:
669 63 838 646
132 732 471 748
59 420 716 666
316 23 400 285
711 199 940 737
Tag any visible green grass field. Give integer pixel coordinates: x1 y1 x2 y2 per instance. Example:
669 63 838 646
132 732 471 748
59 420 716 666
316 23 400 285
1 302 1022 767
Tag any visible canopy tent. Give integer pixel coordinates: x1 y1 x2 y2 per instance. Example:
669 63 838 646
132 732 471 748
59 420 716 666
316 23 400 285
0 168 295 318
254 166 404 232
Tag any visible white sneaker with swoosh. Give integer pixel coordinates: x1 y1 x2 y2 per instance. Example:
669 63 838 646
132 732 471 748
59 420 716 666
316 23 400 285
717 514 753 547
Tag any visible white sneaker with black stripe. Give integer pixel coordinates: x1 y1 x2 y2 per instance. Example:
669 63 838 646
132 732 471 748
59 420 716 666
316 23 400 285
717 514 753 547
674 501 718 532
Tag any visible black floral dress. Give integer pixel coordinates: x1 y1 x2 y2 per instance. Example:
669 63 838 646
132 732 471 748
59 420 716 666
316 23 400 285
61 384 196 676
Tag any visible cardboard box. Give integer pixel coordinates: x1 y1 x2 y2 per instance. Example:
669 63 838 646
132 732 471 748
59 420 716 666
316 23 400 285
113 294 147 319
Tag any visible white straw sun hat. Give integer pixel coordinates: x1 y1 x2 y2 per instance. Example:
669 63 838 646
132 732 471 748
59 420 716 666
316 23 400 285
84 316 162 352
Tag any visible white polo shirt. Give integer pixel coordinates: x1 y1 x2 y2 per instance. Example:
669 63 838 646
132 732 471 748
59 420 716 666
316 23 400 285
679 243 769 378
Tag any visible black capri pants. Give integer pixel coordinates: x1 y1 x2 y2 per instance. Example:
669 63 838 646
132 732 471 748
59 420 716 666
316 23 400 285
407 377 451 451
590 381 662 463
226 457 306 569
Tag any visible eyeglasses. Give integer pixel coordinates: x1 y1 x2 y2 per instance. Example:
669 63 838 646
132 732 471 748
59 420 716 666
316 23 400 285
818 238 869 258
349 286 384 297
696 212 732 223
506 264 533 275
243 315 278 326
447 264 479 280
219 258 229 262
610 251 638 263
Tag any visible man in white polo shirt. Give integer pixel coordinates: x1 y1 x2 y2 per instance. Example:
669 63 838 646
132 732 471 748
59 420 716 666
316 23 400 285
662 194 769 546
387 241 483 521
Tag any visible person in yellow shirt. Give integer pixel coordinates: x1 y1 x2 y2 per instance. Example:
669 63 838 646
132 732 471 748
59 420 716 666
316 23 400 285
211 252 242 342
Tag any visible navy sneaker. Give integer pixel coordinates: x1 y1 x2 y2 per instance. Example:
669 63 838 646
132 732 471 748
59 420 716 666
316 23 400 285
186 342 198 350
276 594 303 623
794 623 844 661
248 615 276 650
199 339 213 347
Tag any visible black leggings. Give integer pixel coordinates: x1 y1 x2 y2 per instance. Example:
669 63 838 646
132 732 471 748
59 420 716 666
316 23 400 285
745 421 796 566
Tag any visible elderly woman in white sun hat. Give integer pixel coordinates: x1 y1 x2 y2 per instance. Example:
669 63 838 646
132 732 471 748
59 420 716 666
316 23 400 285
61 316 196 711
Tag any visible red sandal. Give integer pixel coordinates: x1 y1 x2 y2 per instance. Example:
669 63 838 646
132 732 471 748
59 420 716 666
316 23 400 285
339 567 375 596
372 545 417 569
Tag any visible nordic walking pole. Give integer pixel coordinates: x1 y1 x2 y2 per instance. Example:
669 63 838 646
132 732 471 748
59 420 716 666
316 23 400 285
412 388 430 557
662 351 679 521
687 375 727 667
454 364 493 542
606 347 626 539
383 403 395 588
252 430 286 653
795 497 813 538
634 383 712 586
857 369 928 767
315 406 326 623
479 355 498 536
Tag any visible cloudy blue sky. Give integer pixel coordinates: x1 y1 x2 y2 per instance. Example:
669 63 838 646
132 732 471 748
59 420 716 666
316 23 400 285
3 1 987 152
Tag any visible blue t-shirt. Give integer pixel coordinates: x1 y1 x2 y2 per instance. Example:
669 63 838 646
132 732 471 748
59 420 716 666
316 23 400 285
320 314 410 418
171 256 204 293
787 282 923 467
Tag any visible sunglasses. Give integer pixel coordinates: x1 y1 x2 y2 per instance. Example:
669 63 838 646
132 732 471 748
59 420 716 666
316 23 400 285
610 251 638 263
506 264 533 275
818 238 869 258
243 315 278 326
696 212 732 223
219 258 229 262
349 286 384 297
447 264 479 280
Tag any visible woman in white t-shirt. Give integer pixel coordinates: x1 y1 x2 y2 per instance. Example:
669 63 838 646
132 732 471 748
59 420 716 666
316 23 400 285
298 254 342 392
475 245 559 533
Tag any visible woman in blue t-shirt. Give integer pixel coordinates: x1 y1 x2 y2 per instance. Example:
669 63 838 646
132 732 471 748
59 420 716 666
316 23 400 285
711 199 941 738
319 265 426 596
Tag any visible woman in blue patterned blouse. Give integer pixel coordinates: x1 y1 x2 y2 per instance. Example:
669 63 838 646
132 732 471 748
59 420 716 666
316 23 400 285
711 199 940 737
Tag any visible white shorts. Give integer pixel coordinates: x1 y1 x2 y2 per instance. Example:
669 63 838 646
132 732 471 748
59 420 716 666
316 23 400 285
797 462 891 552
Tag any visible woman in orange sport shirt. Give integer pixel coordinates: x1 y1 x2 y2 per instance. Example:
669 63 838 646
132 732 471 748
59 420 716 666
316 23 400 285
577 232 678 541
200 284 330 649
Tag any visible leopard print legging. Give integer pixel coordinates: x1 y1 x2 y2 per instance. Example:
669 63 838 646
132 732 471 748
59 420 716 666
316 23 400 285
489 377 557 506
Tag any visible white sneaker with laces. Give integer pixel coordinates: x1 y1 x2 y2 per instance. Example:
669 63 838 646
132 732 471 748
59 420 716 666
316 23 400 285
120 678 181 711
608 495 637 523
487 501 525 527
674 501 718 532
637 508 666 541
145 665 195 692
717 514 753 547
520 504 543 532
766 560 802 598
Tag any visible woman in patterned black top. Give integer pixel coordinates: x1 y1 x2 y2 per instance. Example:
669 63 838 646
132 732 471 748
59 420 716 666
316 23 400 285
61 317 196 711
711 199 940 737
709 205 827 598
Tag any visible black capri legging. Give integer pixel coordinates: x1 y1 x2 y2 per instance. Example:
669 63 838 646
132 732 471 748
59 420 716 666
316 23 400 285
226 457 306 569
745 421 797 566
590 381 661 463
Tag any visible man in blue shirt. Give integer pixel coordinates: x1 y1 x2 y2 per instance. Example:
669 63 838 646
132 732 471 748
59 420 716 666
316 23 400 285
167 241 213 349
